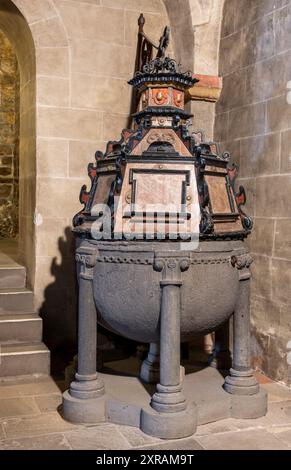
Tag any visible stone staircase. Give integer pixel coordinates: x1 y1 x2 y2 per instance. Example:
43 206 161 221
0 248 50 378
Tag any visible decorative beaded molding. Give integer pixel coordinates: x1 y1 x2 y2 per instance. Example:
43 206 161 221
96 256 153 265
95 255 231 266
190 257 231 265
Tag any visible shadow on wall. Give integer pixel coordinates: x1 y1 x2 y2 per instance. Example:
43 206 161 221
39 226 77 375
39 226 138 376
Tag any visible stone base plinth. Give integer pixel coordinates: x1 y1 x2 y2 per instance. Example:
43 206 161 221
62 358 268 438
140 404 197 439
62 390 106 424
230 389 268 419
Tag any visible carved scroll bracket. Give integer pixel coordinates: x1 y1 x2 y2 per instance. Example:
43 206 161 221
231 252 253 281
154 253 190 286
76 249 97 280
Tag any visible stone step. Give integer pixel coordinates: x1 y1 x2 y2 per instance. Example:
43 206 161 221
0 288 34 312
0 264 26 289
0 314 42 343
0 309 35 316
0 343 50 377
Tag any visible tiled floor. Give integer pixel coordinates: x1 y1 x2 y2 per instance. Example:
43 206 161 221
0 374 291 450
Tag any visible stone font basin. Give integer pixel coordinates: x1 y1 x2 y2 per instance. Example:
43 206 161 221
88 239 243 343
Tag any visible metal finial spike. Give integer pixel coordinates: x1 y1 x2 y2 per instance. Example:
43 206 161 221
157 25 170 59
138 13 145 32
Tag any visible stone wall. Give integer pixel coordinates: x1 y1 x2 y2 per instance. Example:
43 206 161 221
1 0 174 351
0 0 36 290
0 30 19 238
189 0 224 140
215 0 291 384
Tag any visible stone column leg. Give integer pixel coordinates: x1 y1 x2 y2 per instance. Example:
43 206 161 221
62 250 105 423
140 342 160 384
223 252 267 418
210 321 232 370
141 254 197 439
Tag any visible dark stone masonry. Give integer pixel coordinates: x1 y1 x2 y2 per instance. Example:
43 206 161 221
215 0 291 384
0 30 19 238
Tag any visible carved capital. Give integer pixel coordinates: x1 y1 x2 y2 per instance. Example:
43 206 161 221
231 253 253 280
154 253 190 286
76 251 97 280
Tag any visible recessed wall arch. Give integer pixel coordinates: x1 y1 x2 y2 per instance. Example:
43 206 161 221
0 0 69 287
0 0 36 285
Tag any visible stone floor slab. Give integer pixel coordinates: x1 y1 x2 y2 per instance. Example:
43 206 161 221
230 415 271 430
64 424 130 450
35 394 62 413
116 424 161 447
197 429 289 450
2 411 77 438
268 426 291 448
196 419 237 436
266 400 291 425
196 415 276 435
0 433 71 450
262 383 291 403
0 397 39 419
136 437 204 450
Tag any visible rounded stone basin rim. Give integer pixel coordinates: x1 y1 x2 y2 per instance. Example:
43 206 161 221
86 239 242 253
